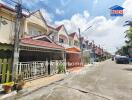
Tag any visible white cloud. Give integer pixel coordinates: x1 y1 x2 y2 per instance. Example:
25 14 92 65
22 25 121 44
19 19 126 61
123 0 132 18
40 9 54 23
55 8 64 15
55 0 132 53
55 10 90 32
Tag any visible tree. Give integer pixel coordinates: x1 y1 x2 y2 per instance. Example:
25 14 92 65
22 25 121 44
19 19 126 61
122 20 132 57
124 20 132 27
124 28 132 45
124 20 132 45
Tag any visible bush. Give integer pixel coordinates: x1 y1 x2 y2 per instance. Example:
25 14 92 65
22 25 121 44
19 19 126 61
57 63 65 74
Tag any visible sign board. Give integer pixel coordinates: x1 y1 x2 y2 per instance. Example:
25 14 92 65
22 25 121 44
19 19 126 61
110 5 124 16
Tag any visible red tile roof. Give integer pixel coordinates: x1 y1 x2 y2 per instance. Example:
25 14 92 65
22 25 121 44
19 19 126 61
59 34 68 40
69 32 76 38
0 3 15 12
21 38 64 50
47 24 56 30
56 25 63 31
21 34 64 50
0 3 27 17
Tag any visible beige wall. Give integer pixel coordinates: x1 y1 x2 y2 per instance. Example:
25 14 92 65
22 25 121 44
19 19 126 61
0 10 15 44
24 11 48 35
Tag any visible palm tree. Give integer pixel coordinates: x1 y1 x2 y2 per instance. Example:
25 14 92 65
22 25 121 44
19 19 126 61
124 20 132 27
123 20 132 57
124 20 132 45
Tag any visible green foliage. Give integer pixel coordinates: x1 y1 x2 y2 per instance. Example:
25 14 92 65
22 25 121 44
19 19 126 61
119 20 132 57
57 63 65 74
83 56 90 64
124 21 132 45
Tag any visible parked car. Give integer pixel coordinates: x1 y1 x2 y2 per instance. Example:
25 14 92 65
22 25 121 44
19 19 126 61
115 56 129 64
129 57 132 62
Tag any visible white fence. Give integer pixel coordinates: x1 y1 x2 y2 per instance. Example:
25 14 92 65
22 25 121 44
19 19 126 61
15 60 64 80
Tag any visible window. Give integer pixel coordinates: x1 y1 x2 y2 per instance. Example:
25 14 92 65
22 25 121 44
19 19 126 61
69 40 72 45
59 38 64 43
83 44 86 48
38 31 42 35
28 26 42 35
74 40 79 46
52 36 55 41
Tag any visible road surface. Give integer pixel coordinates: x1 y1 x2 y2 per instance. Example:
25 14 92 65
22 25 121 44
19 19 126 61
16 60 132 100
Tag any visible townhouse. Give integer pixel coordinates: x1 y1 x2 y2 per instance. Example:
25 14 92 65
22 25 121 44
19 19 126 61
0 3 18 83
0 3 65 83
49 26 82 68
67 32 81 68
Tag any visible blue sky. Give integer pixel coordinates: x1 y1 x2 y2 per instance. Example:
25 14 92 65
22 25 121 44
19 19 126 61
20 0 124 21
1 0 132 53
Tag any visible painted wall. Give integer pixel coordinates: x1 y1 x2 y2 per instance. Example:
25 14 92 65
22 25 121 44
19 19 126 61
24 11 48 36
57 26 69 47
0 10 15 44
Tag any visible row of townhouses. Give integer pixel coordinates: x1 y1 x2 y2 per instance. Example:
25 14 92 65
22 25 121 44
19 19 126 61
0 3 110 84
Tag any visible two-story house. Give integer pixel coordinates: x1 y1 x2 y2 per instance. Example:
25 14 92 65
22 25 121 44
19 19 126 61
0 3 65 83
66 32 82 68
19 10 65 78
0 3 23 83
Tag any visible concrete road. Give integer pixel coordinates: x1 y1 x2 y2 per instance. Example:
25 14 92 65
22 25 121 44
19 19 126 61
17 60 132 100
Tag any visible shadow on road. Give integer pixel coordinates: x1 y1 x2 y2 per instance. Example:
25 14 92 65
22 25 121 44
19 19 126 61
123 68 132 71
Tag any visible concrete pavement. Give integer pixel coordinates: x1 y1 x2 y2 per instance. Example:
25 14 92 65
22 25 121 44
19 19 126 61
14 60 132 100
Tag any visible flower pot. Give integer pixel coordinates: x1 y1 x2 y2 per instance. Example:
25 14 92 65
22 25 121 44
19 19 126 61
2 82 14 94
2 85 12 94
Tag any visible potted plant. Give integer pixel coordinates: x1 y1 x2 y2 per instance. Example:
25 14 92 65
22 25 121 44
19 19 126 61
2 82 14 94
13 74 26 91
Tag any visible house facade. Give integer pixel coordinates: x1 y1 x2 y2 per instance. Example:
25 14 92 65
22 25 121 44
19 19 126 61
0 3 65 83
0 3 18 83
66 32 82 68
19 10 65 79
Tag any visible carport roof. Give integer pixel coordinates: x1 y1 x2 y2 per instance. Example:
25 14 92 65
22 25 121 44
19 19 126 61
21 34 64 50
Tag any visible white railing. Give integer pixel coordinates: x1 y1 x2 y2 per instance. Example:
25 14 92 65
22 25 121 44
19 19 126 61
15 60 64 80
16 61 48 80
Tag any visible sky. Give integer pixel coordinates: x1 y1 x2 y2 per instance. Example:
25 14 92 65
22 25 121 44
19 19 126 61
1 0 132 54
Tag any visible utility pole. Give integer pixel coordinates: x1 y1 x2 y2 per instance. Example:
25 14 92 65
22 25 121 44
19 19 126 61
12 0 22 80
78 26 93 66
78 28 83 67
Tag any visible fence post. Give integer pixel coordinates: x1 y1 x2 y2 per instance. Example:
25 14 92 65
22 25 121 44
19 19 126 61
34 62 37 78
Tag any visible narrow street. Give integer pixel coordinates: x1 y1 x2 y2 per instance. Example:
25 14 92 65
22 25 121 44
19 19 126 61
16 60 132 100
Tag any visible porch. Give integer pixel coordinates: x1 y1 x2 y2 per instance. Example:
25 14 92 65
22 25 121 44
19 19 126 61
16 45 65 80
14 34 65 80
